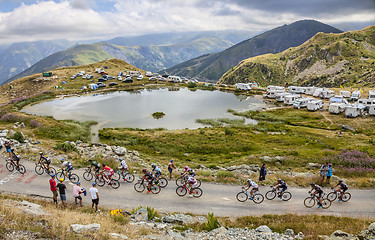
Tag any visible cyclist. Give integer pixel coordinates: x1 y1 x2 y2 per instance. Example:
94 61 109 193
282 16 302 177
60 159 73 177
333 180 348 202
309 183 323 208
273 178 288 198
182 166 195 178
244 179 259 199
118 157 128 181
10 148 21 168
151 163 162 183
141 169 154 193
39 152 51 171
101 163 114 184
186 175 198 196
4 140 12 158
88 159 101 173
168 159 176 180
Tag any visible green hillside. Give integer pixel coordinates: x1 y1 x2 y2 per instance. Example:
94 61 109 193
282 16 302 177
219 25 375 87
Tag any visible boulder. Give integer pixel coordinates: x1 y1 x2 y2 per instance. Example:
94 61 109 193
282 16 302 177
109 233 128 239
0 132 7 138
357 222 375 240
210 226 227 237
329 230 351 239
133 150 139 156
284 229 295 236
166 230 184 239
162 216 183 225
341 125 356 132
131 207 148 222
256 225 272 233
306 163 321 169
70 223 100 233
261 156 272 162
296 232 305 240
18 201 48 216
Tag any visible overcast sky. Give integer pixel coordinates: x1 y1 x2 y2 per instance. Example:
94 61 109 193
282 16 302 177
0 0 374 45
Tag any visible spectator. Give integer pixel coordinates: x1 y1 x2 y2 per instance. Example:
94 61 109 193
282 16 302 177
73 182 84 207
319 162 329 184
168 159 176 180
57 178 67 207
89 182 100 212
326 164 334 184
258 162 267 185
49 174 58 205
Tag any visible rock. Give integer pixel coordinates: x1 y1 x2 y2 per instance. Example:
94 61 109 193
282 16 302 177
358 222 375 240
133 150 139 156
296 232 305 240
341 125 356 132
34 140 42 144
166 230 184 239
318 235 329 240
162 216 183 225
284 228 295 236
131 207 148 222
18 200 48 216
329 230 351 239
70 223 100 233
0 132 7 137
109 233 128 239
210 226 227 237
368 222 375 232
306 162 321 169
255 225 272 233
114 147 127 156
261 156 272 162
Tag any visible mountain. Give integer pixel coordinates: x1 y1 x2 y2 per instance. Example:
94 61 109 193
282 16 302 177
0 40 74 85
7 31 252 84
162 20 343 82
219 25 375 87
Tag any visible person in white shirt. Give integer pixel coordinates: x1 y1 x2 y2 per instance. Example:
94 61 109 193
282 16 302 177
244 179 259 199
89 182 99 212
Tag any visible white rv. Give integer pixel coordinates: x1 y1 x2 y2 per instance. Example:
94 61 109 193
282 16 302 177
307 100 323 111
329 102 347 114
358 99 375 108
276 92 291 102
288 86 306 94
250 83 259 88
293 97 315 109
264 86 285 98
267 85 285 92
145 71 153 77
368 90 375 100
339 90 351 98
351 90 361 100
320 90 335 99
168 76 182 83
236 83 251 90
345 104 366 118
129 71 141 77
369 105 375 116
305 87 318 95
284 94 301 105
313 88 323 97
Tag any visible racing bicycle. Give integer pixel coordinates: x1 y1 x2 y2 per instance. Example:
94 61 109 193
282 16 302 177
35 162 56 176
327 188 351 202
236 187 264 204
176 184 203 198
265 186 292 201
5 158 26 174
95 172 120 189
134 178 161 194
112 169 135 183
56 168 79 184
304 192 331 209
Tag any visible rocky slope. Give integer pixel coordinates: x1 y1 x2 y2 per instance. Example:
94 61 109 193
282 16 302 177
162 20 342 82
219 25 375 87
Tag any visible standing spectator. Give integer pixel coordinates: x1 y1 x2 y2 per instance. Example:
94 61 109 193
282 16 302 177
326 164 334 184
4 141 12 159
89 182 100 212
258 162 267 185
168 159 176 180
57 178 67 207
73 182 84 207
49 174 58 205
319 162 329 185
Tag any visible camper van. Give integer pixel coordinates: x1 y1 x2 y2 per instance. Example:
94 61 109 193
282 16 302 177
168 76 182 83
307 100 323 111
293 97 315 109
369 106 375 116
320 90 335 99
329 102 347 114
369 90 375 100
351 90 361 100
288 86 306 94
145 71 153 77
236 83 251 90
284 94 301 105
339 90 351 98
312 88 323 97
358 99 375 108
345 104 366 118
330 96 348 104
276 92 291 102
129 71 141 77
264 86 285 98
305 87 318 95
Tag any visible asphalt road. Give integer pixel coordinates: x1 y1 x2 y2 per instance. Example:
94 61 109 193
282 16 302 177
1 160 374 219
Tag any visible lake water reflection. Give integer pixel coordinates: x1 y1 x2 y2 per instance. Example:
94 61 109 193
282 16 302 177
22 88 266 130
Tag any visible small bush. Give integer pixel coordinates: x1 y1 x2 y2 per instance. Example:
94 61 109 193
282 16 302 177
12 132 25 143
224 128 234 136
188 82 197 88
54 142 77 152
146 206 159 220
203 213 220 231
111 214 129 224
216 171 234 178
152 112 165 119
29 120 43 128
199 129 205 134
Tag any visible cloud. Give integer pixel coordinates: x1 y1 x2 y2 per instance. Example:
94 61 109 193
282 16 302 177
70 0 94 10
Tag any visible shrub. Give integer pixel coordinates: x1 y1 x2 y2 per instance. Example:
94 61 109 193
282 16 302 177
216 171 234 178
224 128 234 136
203 213 220 231
0 113 26 123
146 206 159 220
54 142 77 152
12 132 25 143
188 82 197 88
29 120 43 128
152 112 165 119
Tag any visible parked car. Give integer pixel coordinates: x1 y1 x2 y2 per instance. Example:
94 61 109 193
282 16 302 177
118 72 123 76
108 82 118 87
98 77 107 82
117 76 122 81
70 75 76 80
123 78 133 83
97 82 106 88
137 75 144 80
107 76 115 80
149 77 157 81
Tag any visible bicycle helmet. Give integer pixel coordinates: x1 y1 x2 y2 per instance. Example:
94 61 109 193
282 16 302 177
151 163 156 168
142 169 147 173
247 179 251 183
102 163 106 167
184 165 189 170
310 182 315 186
60 158 65 162
338 179 343 183
89 159 93 162
170 159 173 162
119 157 123 161
277 178 282 182
39 152 43 155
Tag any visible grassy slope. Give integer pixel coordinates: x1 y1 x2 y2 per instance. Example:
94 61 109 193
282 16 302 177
220 25 375 87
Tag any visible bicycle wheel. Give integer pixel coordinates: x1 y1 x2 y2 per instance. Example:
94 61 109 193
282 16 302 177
56 172 65 181
5 162 14 172
35 164 44 175
196 179 201 188
282 191 292 201
95 176 105 187
265 190 276 200
134 182 145 193
253 193 264 204
236 192 248 202
192 188 203 198
112 172 121 181
321 199 332 209
304 197 315 208
342 192 351 202
150 184 161 194
18 164 26 174
47 167 57 176
176 186 187 196
158 177 168 188
83 171 93 181
327 192 337 202
176 177 184 186
69 173 79 184
110 179 120 189
125 173 135 183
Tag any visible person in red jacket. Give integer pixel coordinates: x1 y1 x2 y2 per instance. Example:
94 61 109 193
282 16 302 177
49 174 58 205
